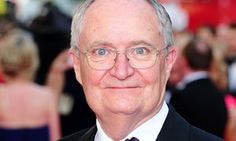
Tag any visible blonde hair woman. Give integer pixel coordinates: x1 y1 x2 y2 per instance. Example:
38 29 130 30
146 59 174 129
0 29 60 141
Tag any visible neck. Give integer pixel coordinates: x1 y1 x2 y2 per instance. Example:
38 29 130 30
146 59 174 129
4 75 32 84
98 115 137 140
97 106 162 140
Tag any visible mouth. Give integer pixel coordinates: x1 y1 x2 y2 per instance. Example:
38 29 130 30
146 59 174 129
101 80 144 90
105 86 141 90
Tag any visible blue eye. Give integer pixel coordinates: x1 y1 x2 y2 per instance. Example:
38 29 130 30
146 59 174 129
133 47 152 55
97 48 106 55
89 47 115 57
135 47 145 54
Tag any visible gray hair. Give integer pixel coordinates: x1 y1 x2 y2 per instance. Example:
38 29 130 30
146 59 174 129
71 0 174 50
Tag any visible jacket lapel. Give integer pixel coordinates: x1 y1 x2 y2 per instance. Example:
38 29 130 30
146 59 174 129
156 105 189 141
76 106 190 141
78 126 97 141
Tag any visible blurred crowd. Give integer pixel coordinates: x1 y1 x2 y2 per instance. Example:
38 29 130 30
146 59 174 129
166 23 236 141
0 1 95 141
0 0 236 141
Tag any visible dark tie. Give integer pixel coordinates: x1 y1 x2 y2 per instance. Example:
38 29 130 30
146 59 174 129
125 137 139 141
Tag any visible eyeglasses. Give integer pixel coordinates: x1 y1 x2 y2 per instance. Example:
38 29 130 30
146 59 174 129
74 46 168 70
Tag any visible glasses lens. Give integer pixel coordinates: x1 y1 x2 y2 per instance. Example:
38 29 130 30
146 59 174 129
85 46 165 70
86 47 116 70
127 46 157 68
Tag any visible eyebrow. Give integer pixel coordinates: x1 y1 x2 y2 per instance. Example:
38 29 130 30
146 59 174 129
88 40 156 49
128 40 156 48
88 41 114 49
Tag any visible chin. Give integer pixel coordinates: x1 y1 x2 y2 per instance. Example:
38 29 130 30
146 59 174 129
108 101 141 115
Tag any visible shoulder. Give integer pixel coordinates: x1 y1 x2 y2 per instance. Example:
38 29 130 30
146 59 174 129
31 84 55 99
160 105 223 141
189 126 223 141
26 84 57 107
32 83 52 93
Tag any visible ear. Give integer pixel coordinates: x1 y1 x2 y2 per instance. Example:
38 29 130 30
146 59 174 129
69 50 83 86
165 46 177 74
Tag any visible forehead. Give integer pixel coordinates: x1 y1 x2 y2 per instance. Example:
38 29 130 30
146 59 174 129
84 0 158 26
79 0 162 47
86 0 154 14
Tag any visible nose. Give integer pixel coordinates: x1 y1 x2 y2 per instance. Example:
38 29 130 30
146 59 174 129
109 53 135 80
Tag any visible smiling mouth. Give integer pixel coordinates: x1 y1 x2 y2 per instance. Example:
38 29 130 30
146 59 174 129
106 86 140 89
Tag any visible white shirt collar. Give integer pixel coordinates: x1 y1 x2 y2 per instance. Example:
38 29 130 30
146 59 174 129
95 102 169 141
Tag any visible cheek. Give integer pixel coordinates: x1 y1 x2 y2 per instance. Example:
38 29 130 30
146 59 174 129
79 67 109 114
137 67 165 101
140 61 168 104
137 66 167 110
81 69 103 86
80 62 108 90
140 62 167 85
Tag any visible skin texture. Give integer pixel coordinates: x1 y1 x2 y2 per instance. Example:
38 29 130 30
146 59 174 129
70 0 176 140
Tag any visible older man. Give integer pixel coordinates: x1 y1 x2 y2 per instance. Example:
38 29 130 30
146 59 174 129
60 0 223 140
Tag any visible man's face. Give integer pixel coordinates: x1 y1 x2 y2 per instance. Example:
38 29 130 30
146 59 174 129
72 0 176 119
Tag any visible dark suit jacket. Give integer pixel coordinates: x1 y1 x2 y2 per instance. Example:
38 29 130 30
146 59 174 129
170 77 227 138
59 105 223 141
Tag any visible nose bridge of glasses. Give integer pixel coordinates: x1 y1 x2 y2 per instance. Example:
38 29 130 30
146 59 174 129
113 48 131 60
114 50 130 62
112 52 134 73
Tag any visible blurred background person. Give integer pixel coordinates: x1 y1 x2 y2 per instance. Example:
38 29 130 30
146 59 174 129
28 1 71 85
27 2 96 136
0 28 60 141
0 0 17 85
223 23 236 139
196 25 228 92
165 30 193 103
0 0 96 136
224 23 236 96
46 49 72 102
169 38 228 138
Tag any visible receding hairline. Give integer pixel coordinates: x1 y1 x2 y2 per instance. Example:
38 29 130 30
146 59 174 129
81 0 163 34
71 0 173 50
